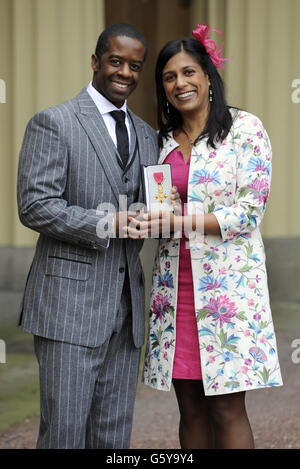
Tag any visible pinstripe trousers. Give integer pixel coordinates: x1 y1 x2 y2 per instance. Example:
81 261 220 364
33 274 141 449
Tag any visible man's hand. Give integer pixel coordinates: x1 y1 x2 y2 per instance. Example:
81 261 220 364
120 186 182 239
115 211 143 238
125 210 183 239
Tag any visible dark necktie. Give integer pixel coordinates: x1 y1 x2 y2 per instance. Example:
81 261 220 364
110 110 129 168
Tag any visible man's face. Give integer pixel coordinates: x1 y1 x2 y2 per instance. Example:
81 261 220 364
91 35 146 108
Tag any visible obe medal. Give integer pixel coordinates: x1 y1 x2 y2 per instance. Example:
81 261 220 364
153 172 168 204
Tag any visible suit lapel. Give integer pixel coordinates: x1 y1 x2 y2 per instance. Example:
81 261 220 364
127 109 155 204
128 109 153 167
124 116 137 172
74 89 123 204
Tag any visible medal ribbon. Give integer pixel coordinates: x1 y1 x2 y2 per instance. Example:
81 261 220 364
153 172 167 204
153 172 164 184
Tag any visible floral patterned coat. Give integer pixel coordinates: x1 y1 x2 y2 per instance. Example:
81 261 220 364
142 109 283 396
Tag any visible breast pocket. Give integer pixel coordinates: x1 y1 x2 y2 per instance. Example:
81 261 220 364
45 255 91 281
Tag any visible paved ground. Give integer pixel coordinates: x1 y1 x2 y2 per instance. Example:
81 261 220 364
0 302 299 449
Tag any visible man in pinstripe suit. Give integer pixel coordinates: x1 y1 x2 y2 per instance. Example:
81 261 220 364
17 24 159 449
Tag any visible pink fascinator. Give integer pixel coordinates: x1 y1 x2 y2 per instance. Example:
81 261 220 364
192 23 229 70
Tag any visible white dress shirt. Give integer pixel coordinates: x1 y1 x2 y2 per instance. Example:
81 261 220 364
86 81 131 148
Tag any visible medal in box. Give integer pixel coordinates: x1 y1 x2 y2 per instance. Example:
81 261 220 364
141 164 173 212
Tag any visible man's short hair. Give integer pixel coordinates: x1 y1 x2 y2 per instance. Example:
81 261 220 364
95 23 148 62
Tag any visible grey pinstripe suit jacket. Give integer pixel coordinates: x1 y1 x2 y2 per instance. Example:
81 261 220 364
17 89 159 348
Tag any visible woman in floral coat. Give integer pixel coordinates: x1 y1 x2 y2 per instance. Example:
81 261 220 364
127 25 283 449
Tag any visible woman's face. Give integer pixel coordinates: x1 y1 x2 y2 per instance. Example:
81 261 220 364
162 50 210 116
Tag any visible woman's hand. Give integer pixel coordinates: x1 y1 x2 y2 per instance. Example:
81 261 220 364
170 186 182 216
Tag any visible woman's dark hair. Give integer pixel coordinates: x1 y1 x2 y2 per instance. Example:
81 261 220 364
156 37 232 148
95 23 148 62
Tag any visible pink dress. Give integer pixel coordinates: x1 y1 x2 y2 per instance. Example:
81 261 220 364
164 149 202 380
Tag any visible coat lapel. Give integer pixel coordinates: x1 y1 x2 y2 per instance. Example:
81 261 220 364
74 89 124 204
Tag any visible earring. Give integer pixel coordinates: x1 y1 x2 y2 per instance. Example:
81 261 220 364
209 87 213 103
166 101 170 114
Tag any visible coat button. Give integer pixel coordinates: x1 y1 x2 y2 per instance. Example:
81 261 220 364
119 267 125 273
124 177 130 183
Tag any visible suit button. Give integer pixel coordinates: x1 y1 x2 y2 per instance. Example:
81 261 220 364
124 177 129 183
119 267 125 273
